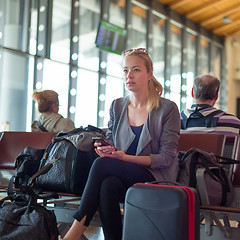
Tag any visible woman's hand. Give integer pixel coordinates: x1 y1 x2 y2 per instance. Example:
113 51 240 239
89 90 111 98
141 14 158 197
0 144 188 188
94 143 151 166
94 142 116 157
94 142 127 160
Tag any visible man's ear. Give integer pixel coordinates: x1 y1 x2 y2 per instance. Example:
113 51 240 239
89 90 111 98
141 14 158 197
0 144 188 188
50 104 55 112
51 103 58 113
215 91 219 101
191 88 194 98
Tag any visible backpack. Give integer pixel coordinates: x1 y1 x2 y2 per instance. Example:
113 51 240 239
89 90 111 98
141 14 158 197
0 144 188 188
177 148 233 206
12 147 46 188
181 109 224 130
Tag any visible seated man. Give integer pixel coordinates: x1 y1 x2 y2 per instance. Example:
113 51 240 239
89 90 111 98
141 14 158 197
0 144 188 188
180 74 240 136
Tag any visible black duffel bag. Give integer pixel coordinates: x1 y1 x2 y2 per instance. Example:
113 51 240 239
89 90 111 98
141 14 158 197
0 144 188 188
34 125 104 195
1 166 59 240
0 194 59 240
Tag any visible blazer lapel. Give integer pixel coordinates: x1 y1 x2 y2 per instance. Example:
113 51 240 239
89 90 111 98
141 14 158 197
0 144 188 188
136 117 152 155
114 98 152 154
114 99 135 152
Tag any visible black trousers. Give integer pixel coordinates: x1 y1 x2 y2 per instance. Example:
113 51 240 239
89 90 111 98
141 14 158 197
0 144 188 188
73 157 155 240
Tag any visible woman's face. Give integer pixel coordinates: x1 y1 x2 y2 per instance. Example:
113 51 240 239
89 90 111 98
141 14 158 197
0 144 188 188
123 55 152 92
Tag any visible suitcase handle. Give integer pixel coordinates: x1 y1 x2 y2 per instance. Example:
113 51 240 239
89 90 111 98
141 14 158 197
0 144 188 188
146 180 182 186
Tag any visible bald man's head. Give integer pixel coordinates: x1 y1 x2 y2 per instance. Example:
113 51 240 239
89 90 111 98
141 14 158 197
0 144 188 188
193 74 220 101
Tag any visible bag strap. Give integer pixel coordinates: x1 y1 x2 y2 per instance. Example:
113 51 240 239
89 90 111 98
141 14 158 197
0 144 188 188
28 162 54 186
148 180 182 186
186 150 223 186
37 120 48 132
8 162 58 200
180 148 231 206
215 155 240 164
85 124 104 134
190 151 230 206
218 167 230 206
181 148 240 165
204 109 224 127
181 109 224 129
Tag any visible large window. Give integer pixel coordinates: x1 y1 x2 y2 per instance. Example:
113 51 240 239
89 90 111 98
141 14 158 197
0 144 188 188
0 0 225 131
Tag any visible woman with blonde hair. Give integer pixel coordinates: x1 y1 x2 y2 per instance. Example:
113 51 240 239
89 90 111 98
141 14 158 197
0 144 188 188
31 90 75 132
62 48 180 240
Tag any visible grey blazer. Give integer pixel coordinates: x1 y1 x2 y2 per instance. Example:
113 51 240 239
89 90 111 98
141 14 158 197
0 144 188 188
106 95 181 182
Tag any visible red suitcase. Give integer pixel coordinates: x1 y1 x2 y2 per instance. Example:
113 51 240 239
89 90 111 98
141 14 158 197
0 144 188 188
123 183 200 240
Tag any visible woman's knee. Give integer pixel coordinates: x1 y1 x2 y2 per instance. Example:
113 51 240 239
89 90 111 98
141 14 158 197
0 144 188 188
91 157 110 169
91 157 118 174
101 177 124 192
100 177 126 203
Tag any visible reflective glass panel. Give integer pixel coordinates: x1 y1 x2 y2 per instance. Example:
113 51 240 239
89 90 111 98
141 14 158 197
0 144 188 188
185 31 196 109
104 76 124 127
152 15 165 89
75 69 98 128
170 92 180 110
78 0 100 71
29 0 38 55
212 44 222 109
109 0 125 28
199 38 209 74
0 50 30 131
212 44 221 79
130 4 147 48
50 0 71 63
169 24 181 106
107 0 126 77
1 0 26 51
42 59 69 117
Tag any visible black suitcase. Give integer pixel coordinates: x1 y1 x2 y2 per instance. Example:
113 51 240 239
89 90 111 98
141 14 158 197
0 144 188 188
123 183 200 240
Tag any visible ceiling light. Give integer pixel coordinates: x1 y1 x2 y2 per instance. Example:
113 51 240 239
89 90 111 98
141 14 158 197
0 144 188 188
222 16 233 23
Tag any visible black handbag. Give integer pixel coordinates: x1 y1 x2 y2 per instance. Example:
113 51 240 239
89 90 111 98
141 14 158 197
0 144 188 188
34 125 103 195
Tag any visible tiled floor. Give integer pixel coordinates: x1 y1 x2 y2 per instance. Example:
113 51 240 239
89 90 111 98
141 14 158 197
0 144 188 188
58 222 104 240
80 226 104 240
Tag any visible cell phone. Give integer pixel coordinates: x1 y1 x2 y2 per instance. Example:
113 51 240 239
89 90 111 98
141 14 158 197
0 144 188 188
92 136 116 150
92 136 112 146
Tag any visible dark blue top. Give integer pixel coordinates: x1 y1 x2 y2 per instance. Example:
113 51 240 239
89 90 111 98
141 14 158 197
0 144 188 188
126 125 143 155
